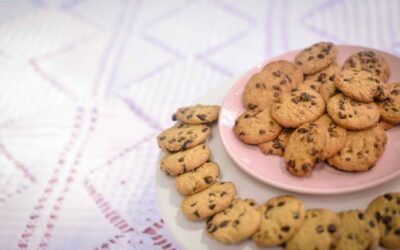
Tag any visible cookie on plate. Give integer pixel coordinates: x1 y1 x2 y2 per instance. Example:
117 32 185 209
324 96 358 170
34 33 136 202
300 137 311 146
327 125 387 172
157 124 211 152
181 182 236 221
377 83 400 125
175 162 220 195
343 50 390 82
206 198 261 244
160 144 211 176
284 123 328 177
243 69 292 110
336 210 379 250
327 94 380 130
252 195 305 247
335 69 389 103
314 114 347 159
262 60 304 87
173 104 220 124
294 42 338 75
300 62 340 92
366 193 400 249
259 128 293 156
285 209 341 250
271 89 325 128
234 107 282 144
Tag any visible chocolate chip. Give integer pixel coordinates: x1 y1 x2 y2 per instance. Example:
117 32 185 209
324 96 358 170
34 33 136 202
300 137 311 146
308 56 314 61
178 157 184 162
317 73 327 82
193 210 200 218
278 201 285 207
302 163 309 171
281 226 290 232
317 54 325 59
339 111 347 119
244 114 250 118
316 225 324 233
358 213 364 220
327 224 336 233
272 71 282 77
208 204 216 210
248 103 257 109
384 193 393 201
204 176 213 184
259 129 266 134
239 131 245 136
182 140 192 150
196 114 206 121
219 220 229 228
202 127 209 132
280 79 287 85
395 228 400 236
232 220 240 227
220 191 228 197
190 202 197 207
345 157 351 161
297 128 307 133
369 220 375 228
382 215 392 225
207 223 217 233
293 212 300 219
255 83 262 88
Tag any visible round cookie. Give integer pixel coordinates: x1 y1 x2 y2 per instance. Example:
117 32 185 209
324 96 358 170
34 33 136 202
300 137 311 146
327 94 380 130
157 124 211 152
327 125 387 172
366 193 400 249
271 89 325 128
259 128 293 156
378 83 400 124
181 182 236 221
243 69 292 110
336 210 379 250
285 209 341 250
314 114 347 159
206 198 261 244
284 123 328 177
252 195 305 247
335 69 389 103
173 104 220 124
160 144 211 176
295 42 338 75
300 62 340 92
343 50 390 82
262 60 304 87
234 107 282 144
175 162 220 195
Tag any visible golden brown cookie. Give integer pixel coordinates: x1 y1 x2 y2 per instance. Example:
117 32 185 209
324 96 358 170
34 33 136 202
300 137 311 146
262 60 304 87
295 42 338 75
173 104 220 124
378 83 400 124
259 128 293 156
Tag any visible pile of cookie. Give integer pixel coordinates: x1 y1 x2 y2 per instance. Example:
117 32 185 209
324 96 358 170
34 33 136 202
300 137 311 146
235 41 399 177
156 105 400 249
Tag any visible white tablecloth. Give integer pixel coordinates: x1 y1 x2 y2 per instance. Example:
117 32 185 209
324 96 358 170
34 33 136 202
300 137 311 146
0 0 399 249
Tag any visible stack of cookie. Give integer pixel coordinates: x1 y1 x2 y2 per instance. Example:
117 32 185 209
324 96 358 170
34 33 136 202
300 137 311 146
235 42 399 177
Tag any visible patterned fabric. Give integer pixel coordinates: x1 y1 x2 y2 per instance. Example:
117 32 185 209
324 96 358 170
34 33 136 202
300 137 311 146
0 0 399 249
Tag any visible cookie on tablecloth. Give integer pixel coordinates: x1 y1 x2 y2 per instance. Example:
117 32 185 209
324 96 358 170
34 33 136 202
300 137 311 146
259 128 293 156
284 209 341 250
234 107 282 144
252 195 305 247
378 83 400 125
284 123 328 177
295 42 338 75
271 89 325 128
335 69 388 103
206 198 260 244
173 104 220 124
160 144 211 176
315 114 347 159
262 60 304 87
327 125 387 172
336 210 379 250
343 50 390 82
366 193 400 249
327 94 380 130
157 124 211 152
181 182 236 221
175 162 220 195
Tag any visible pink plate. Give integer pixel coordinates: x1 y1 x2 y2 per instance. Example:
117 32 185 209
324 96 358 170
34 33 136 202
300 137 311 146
219 45 400 195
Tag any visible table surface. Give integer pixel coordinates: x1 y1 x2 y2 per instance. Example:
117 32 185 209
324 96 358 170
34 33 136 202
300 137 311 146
0 0 399 249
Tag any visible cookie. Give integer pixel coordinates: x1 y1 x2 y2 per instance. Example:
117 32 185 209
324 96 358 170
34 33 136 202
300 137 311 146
206 198 260 244
336 210 379 250
335 69 389 103
181 182 236 221
271 89 325 128
327 94 380 130
252 195 305 247
379 120 395 131
160 144 211 176
175 162 220 195
157 124 211 152
285 209 341 250
234 107 282 144
299 62 339 92
294 42 338 75
284 123 328 177
378 83 400 124
314 115 347 159
343 50 390 82
259 128 293 156
173 104 220 124
327 125 387 172
262 60 304 87
243 69 292 110
366 193 400 249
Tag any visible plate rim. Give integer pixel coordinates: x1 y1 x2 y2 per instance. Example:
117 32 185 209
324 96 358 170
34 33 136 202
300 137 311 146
218 44 400 195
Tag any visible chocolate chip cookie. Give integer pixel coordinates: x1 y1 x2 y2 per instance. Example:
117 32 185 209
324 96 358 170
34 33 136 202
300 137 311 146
378 83 400 124
295 42 338 75
173 104 220 124
259 128 293 156
262 60 304 87
315 114 347 159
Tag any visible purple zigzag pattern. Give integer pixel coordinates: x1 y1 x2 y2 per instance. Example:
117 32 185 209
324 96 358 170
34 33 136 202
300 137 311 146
265 0 275 57
121 97 164 131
